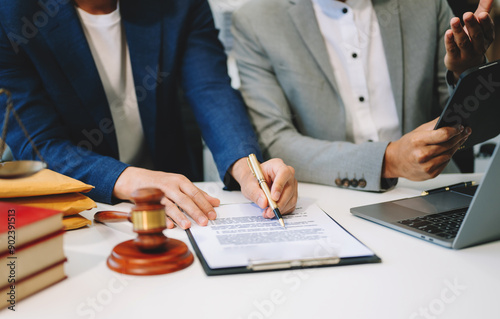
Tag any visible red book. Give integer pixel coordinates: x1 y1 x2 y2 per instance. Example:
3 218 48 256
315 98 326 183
0 230 65 284
0 259 67 310
0 202 65 310
0 201 63 254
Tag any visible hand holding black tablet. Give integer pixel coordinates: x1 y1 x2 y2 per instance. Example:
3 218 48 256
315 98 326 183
435 60 500 149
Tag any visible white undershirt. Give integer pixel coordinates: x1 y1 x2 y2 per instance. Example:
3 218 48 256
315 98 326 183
76 5 152 167
313 0 401 143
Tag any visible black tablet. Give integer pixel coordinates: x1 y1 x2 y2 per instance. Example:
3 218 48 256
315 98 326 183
435 60 500 149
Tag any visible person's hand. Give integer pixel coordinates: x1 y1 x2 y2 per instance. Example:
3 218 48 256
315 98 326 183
444 0 495 82
113 167 220 229
382 118 471 181
230 157 298 219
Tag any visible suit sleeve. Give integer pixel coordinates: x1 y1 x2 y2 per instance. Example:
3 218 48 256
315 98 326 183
231 7 395 192
0 23 128 204
179 0 263 186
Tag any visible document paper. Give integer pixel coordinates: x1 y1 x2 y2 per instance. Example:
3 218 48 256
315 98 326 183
188 199 375 269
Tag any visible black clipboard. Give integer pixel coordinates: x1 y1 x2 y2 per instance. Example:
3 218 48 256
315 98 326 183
435 60 500 149
185 208 381 276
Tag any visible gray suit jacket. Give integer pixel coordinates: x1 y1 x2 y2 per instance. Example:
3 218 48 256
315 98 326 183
232 0 457 191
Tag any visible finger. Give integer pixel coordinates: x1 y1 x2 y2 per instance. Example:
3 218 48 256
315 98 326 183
173 192 212 225
418 143 461 179
268 164 294 201
202 190 221 208
263 207 275 219
422 127 470 160
160 197 178 229
445 29 461 60
277 176 298 215
164 199 191 229
463 12 485 54
259 158 282 179
414 117 439 132
475 0 493 15
166 216 176 229
259 158 285 199
448 128 471 152
179 184 217 221
275 170 297 211
438 126 469 150
447 127 471 149
450 17 473 55
264 173 298 219
244 178 268 209
425 125 464 145
477 12 495 47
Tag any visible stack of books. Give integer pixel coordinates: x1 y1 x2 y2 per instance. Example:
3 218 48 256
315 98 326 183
0 202 66 310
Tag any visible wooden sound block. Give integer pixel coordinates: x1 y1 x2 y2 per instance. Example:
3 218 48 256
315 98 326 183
107 238 194 276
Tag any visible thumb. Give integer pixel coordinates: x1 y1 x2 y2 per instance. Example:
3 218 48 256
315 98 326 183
415 117 440 132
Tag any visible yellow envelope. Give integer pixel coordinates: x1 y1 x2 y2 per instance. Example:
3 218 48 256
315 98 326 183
63 214 92 230
0 169 94 198
3 193 97 216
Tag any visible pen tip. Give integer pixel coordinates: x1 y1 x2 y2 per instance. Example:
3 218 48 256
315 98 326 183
279 218 286 228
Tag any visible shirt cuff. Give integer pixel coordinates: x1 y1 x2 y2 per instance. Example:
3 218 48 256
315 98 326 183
222 153 264 191
381 177 398 191
446 70 457 95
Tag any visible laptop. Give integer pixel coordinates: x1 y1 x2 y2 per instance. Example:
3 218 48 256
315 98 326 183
350 142 500 249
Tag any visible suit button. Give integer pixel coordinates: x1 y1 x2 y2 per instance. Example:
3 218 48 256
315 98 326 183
335 178 342 187
341 178 350 188
350 179 359 187
358 179 367 188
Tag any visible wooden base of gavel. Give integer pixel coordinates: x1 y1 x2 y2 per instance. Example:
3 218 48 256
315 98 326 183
94 188 194 276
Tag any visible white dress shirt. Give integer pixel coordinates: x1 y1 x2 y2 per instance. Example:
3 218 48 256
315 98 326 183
312 0 401 144
76 5 152 167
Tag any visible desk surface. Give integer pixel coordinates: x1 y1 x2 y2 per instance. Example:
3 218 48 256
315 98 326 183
2 174 499 319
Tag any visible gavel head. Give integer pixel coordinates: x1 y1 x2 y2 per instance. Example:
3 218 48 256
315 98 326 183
101 187 194 275
130 188 168 253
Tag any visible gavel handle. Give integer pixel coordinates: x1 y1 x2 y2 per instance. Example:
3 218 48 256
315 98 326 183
94 211 131 223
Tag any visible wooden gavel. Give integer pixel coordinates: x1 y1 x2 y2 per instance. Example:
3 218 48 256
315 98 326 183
94 188 193 275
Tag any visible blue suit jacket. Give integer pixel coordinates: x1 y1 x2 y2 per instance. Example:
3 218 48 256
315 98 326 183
0 0 261 203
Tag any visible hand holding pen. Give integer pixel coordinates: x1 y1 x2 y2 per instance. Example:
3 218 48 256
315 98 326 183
245 154 299 227
247 154 287 227
228 155 298 223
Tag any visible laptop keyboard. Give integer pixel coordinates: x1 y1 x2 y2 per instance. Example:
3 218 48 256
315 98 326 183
397 207 468 239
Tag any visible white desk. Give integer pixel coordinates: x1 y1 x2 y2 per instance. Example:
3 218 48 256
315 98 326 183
3 174 499 319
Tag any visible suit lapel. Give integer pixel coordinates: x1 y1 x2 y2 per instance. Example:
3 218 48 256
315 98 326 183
38 1 163 159
287 0 340 94
38 1 118 156
121 0 162 157
289 0 405 131
373 0 404 130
